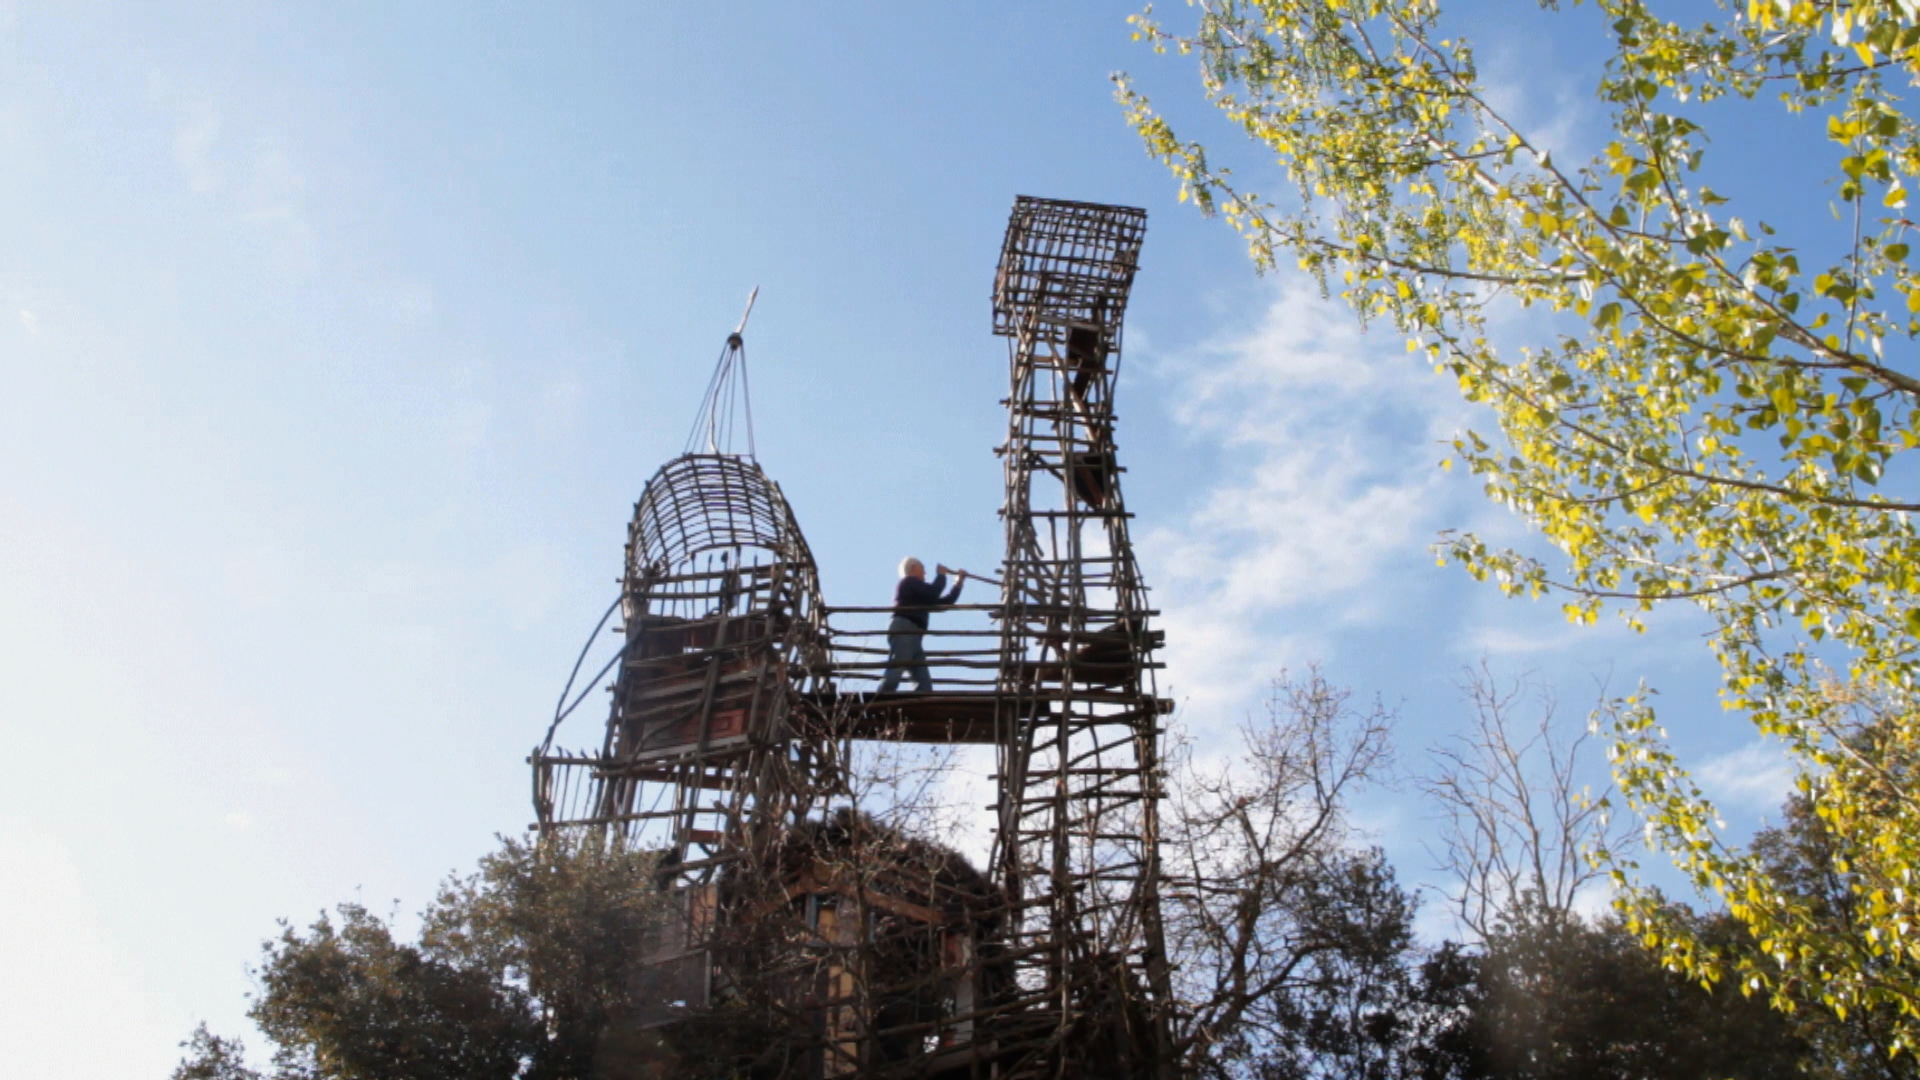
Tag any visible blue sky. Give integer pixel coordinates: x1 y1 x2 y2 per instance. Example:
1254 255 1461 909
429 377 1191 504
0 2 1820 1075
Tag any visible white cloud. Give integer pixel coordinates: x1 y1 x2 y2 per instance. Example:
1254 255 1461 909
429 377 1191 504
242 134 305 218
536 377 585 434
17 307 35 333
239 134 316 265
1479 17 1601 170
145 76 315 268
1698 738 1796 812
253 765 294 786
148 72 223 194
1461 625 1558 657
380 278 437 327
449 398 494 452
1569 876 1619 924
1480 74 1591 169
174 105 222 193
1140 276 1472 718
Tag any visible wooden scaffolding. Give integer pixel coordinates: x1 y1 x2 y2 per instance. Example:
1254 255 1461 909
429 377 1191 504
529 197 1174 1079
986 197 1173 1079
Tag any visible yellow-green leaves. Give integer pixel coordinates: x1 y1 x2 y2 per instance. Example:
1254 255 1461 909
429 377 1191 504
1124 0 1920 1052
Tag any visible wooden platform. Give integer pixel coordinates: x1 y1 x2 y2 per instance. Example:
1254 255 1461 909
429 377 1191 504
806 691 1027 744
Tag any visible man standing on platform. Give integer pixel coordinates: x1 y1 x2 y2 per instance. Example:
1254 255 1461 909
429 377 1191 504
878 557 965 693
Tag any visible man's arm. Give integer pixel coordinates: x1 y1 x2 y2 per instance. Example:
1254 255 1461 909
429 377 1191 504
900 574 948 608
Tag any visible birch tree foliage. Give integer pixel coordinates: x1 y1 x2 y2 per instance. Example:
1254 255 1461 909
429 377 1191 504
1117 0 1920 1049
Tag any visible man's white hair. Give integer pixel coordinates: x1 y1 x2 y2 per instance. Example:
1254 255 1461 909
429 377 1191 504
899 556 923 578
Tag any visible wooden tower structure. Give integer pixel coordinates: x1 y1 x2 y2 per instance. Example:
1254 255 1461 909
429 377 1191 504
987 197 1174 1078
532 323 836 860
530 322 845 1025
528 198 1175 1079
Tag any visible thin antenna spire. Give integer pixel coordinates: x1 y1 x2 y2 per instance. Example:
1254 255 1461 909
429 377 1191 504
685 288 762 458
731 286 759 342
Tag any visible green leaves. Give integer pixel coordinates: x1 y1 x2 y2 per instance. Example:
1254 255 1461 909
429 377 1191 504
1125 0 1920 1054
178 835 671 1080
250 903 540 1080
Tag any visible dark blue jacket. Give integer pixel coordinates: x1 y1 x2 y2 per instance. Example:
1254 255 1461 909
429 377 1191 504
892 573 964 630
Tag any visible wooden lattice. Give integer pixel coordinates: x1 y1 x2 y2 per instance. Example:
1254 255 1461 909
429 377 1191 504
531 197 1173 1079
